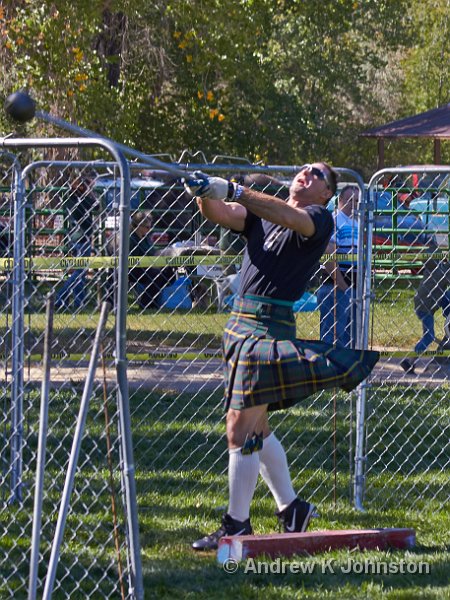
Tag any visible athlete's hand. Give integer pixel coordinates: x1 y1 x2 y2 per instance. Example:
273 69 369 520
183 171 238 201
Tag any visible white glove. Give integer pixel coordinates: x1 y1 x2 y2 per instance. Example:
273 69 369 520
183 171 239 201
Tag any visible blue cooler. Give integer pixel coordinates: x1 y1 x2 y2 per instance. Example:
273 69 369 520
293 291 318 312
159 276 192 310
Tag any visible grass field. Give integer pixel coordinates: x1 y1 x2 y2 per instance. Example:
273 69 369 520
0 383 448 599
0 289 440 354
1 281 448 598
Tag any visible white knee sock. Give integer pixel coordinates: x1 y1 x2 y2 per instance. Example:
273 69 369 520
228 447 260 522
259 433 297 511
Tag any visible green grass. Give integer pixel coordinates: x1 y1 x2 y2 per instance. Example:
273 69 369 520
0 291 432 353
0 385 448 599
1 276 443 354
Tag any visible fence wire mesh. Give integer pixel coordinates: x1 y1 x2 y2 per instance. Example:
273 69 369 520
0 151 449 598
364 168 450 510
1 147 140 599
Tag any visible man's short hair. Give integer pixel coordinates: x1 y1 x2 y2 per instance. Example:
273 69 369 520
339 185 358 201
322 162 338 196
131 210 153 229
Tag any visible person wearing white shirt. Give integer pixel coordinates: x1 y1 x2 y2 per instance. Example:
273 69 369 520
317 186 359 348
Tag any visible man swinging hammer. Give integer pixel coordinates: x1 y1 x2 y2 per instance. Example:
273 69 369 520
184 164 379 550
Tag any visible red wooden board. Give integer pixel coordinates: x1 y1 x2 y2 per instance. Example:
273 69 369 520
217 528 415 563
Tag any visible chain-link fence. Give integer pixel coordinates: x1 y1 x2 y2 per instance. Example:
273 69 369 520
0 140 143 599
361 167 450 511
1 151 23 521
0 146 449 598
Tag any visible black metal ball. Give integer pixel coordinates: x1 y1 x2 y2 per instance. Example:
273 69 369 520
4 91 36 123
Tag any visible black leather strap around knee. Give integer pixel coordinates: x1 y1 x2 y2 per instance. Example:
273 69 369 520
241 431 263 455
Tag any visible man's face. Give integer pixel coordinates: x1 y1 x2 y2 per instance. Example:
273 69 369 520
339 188 358 214
289 163 332 205
136 219 153 238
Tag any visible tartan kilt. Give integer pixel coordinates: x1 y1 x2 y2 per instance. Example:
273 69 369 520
223 296 379 412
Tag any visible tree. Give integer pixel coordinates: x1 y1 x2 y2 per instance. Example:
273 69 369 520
1 0 446 171
402 0 450 112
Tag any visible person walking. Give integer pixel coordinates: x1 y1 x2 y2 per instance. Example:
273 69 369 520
401 254 450 374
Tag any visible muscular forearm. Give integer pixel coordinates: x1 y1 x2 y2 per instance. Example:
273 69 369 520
196 197 246 231
185 174 314 236
237 188 292 225
236 187 315 237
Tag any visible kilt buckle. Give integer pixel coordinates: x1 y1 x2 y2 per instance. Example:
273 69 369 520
255 304 272 317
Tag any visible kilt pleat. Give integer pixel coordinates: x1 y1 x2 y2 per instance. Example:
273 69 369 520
223 296 379 412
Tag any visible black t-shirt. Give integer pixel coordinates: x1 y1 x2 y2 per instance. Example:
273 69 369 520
238 204 333 301
129 232 155 258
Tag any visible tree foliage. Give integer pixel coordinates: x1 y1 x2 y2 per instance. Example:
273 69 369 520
402 0 450 112
0 0 448 171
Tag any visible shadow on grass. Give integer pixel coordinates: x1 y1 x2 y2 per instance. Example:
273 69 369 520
1 384 449 598
139 551 450 600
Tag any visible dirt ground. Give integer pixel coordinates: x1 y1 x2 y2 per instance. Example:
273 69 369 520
15 354 450 394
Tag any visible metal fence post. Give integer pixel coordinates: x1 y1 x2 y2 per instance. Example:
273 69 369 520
0 137 145 599
9 157 25 504
353 175 375 511
28 293 54 600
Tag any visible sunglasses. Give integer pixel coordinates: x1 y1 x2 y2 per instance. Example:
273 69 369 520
305 164 331 189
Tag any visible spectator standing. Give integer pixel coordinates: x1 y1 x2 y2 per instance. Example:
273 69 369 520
317 185 359 348
401 254 450 374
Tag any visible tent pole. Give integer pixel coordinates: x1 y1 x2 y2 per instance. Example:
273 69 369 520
434 139 442 164
377 138 385 170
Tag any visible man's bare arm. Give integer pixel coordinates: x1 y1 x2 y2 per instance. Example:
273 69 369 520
236 187 317 237
184 173 316 236
323 242 348 291
196 197 247 231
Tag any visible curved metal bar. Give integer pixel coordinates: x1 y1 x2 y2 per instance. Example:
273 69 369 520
28 293 54 600
0 136 144 600
35 110 189 179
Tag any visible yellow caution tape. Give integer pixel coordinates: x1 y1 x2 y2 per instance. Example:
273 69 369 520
1 251 448 271
378 350 450 357
1 349 448 363
0 351 222 362
0 255 242 270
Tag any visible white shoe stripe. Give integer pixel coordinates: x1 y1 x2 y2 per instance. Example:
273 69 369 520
285 508 297 532
300 504 316 532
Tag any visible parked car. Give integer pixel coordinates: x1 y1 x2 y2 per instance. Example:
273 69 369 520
94 174 193 246
382 169 450 208
371 191 436 250
409 195 449 248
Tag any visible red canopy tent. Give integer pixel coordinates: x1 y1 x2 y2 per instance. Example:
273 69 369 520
360 103 450 168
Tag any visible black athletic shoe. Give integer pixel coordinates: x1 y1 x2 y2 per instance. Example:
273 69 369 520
192 513 252 551
400 359 416 374
276 498 315 533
